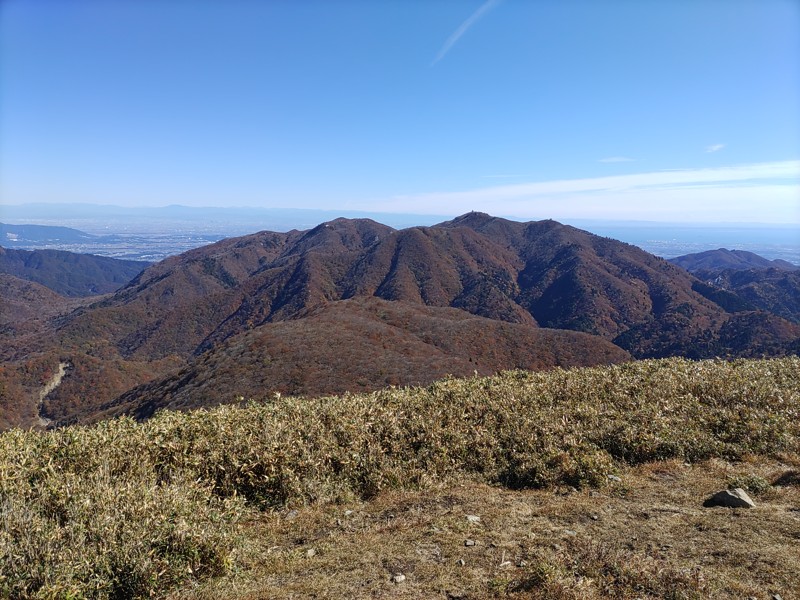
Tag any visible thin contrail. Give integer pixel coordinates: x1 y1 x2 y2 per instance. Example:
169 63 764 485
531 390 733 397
432 0 502 65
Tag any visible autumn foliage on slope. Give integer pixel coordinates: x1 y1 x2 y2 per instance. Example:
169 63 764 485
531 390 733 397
2 213 798 428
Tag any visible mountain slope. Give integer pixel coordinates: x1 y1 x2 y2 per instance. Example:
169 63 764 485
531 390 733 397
83 297 629 422
0 247 150 296
55 212 769 361
696 268 800 324
669 249 800 324
669 248 798 273
0 274 69 326
2 213 798 429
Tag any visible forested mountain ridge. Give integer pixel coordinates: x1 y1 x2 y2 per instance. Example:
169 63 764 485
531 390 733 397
1 213 798 429
0 246 149 297
671 248 800 324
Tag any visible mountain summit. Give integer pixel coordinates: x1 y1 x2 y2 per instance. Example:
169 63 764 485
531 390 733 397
2 214 797 429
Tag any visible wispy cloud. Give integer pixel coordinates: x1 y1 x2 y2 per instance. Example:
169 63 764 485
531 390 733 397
599 156 635 163
706 143 725 153
363 160 800 223
432 0 502 66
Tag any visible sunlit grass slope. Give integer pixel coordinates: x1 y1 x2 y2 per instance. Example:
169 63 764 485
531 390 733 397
1 358 798 598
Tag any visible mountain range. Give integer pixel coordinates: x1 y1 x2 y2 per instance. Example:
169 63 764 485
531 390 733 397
1 213 798 430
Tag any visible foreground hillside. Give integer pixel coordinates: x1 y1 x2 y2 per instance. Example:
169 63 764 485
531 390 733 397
90 297 629 423
3 213 799 430
1 358 798 598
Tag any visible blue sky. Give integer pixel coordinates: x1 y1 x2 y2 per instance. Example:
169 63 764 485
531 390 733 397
1 0 798 223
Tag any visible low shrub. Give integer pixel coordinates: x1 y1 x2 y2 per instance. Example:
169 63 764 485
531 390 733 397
1 357 798 598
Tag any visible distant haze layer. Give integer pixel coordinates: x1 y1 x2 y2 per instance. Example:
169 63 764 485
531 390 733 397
1 204 798 265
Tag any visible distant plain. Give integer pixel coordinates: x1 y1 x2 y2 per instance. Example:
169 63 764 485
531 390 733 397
2 204 798 263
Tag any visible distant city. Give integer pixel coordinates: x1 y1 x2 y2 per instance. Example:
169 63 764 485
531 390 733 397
1 204 798 264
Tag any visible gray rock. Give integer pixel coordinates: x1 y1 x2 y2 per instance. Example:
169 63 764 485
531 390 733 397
305 548 316 558
703 488 755 508
464 539 476 546
391 573 406 584
466 514 481 523
456 558 466 566
608 474 622 482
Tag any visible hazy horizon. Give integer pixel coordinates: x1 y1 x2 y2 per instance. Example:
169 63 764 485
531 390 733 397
3 203 798 264
1 1 798 224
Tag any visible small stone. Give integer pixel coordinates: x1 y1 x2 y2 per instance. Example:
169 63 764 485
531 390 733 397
464 539 476 546
564 529 577 537
466 514 481 523
590 514 599 521
305 548 316 558
344 510 354 516
456 558 466 566
771 595 783 600
703 488 756 509
391 573 406 584
608 474 622 482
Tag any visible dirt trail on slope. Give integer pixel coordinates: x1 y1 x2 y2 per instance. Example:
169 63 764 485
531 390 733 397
37 362 69 428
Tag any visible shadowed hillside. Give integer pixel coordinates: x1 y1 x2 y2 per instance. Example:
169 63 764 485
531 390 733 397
669 248 798 273
0 246 149 297
670 249 800 324
693 268 800 325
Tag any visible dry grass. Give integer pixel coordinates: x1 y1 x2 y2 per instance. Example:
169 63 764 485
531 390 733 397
181 456 800 599
1 357 799 598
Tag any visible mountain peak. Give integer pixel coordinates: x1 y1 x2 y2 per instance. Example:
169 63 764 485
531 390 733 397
4 211 799 430
440 212 498 228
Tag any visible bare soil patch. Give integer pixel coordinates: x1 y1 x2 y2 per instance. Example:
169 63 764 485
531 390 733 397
178 456 800 599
